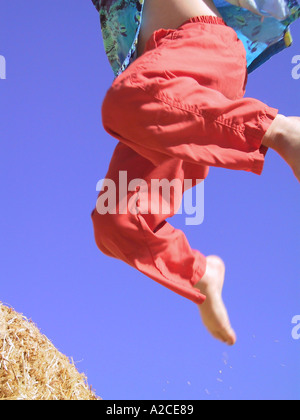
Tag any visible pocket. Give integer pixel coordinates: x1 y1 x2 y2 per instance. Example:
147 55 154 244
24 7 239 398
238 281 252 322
151 28 178 48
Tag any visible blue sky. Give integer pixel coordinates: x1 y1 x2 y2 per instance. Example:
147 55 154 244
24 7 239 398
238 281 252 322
0 1 299 400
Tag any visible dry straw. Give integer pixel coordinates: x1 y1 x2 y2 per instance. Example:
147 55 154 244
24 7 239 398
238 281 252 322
0 302 100 400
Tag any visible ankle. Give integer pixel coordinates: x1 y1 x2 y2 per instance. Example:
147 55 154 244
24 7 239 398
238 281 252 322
194 256 224 291
262 114 286 151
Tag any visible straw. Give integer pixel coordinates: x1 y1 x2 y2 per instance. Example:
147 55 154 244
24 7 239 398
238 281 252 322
0 303 100 400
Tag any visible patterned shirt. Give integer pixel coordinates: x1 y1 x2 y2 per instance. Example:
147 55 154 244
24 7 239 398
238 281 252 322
92 0 300 79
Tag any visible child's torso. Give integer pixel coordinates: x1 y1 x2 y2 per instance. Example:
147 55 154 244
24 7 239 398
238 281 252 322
92 0 300 77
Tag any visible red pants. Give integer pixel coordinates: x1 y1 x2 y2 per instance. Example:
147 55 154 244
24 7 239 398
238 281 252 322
91 16 278 304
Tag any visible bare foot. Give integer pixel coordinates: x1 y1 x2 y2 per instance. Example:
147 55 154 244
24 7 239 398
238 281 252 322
194 256 236 346
262 114 300 182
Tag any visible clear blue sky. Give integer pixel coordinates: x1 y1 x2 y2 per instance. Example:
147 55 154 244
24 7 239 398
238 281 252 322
1 1 299 400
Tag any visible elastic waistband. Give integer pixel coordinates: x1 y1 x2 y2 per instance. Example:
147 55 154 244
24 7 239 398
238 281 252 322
142 15 229 55
178 15 227 28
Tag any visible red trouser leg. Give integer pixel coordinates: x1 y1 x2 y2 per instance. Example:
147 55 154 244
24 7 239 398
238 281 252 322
92 142 209 304
92 16 279 304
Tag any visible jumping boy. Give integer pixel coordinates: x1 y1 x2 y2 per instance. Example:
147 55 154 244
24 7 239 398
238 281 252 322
91 0 300 345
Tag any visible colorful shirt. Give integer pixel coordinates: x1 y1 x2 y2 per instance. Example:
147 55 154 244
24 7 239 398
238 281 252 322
92 0 300 79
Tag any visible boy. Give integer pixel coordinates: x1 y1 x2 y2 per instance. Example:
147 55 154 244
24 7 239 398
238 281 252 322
91 0 300 345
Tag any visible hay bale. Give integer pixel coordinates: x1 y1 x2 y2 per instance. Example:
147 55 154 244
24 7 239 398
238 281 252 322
0 302 100 400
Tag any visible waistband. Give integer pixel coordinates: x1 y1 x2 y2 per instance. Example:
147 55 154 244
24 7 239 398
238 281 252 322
143 15 229 54
178 15 227 28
